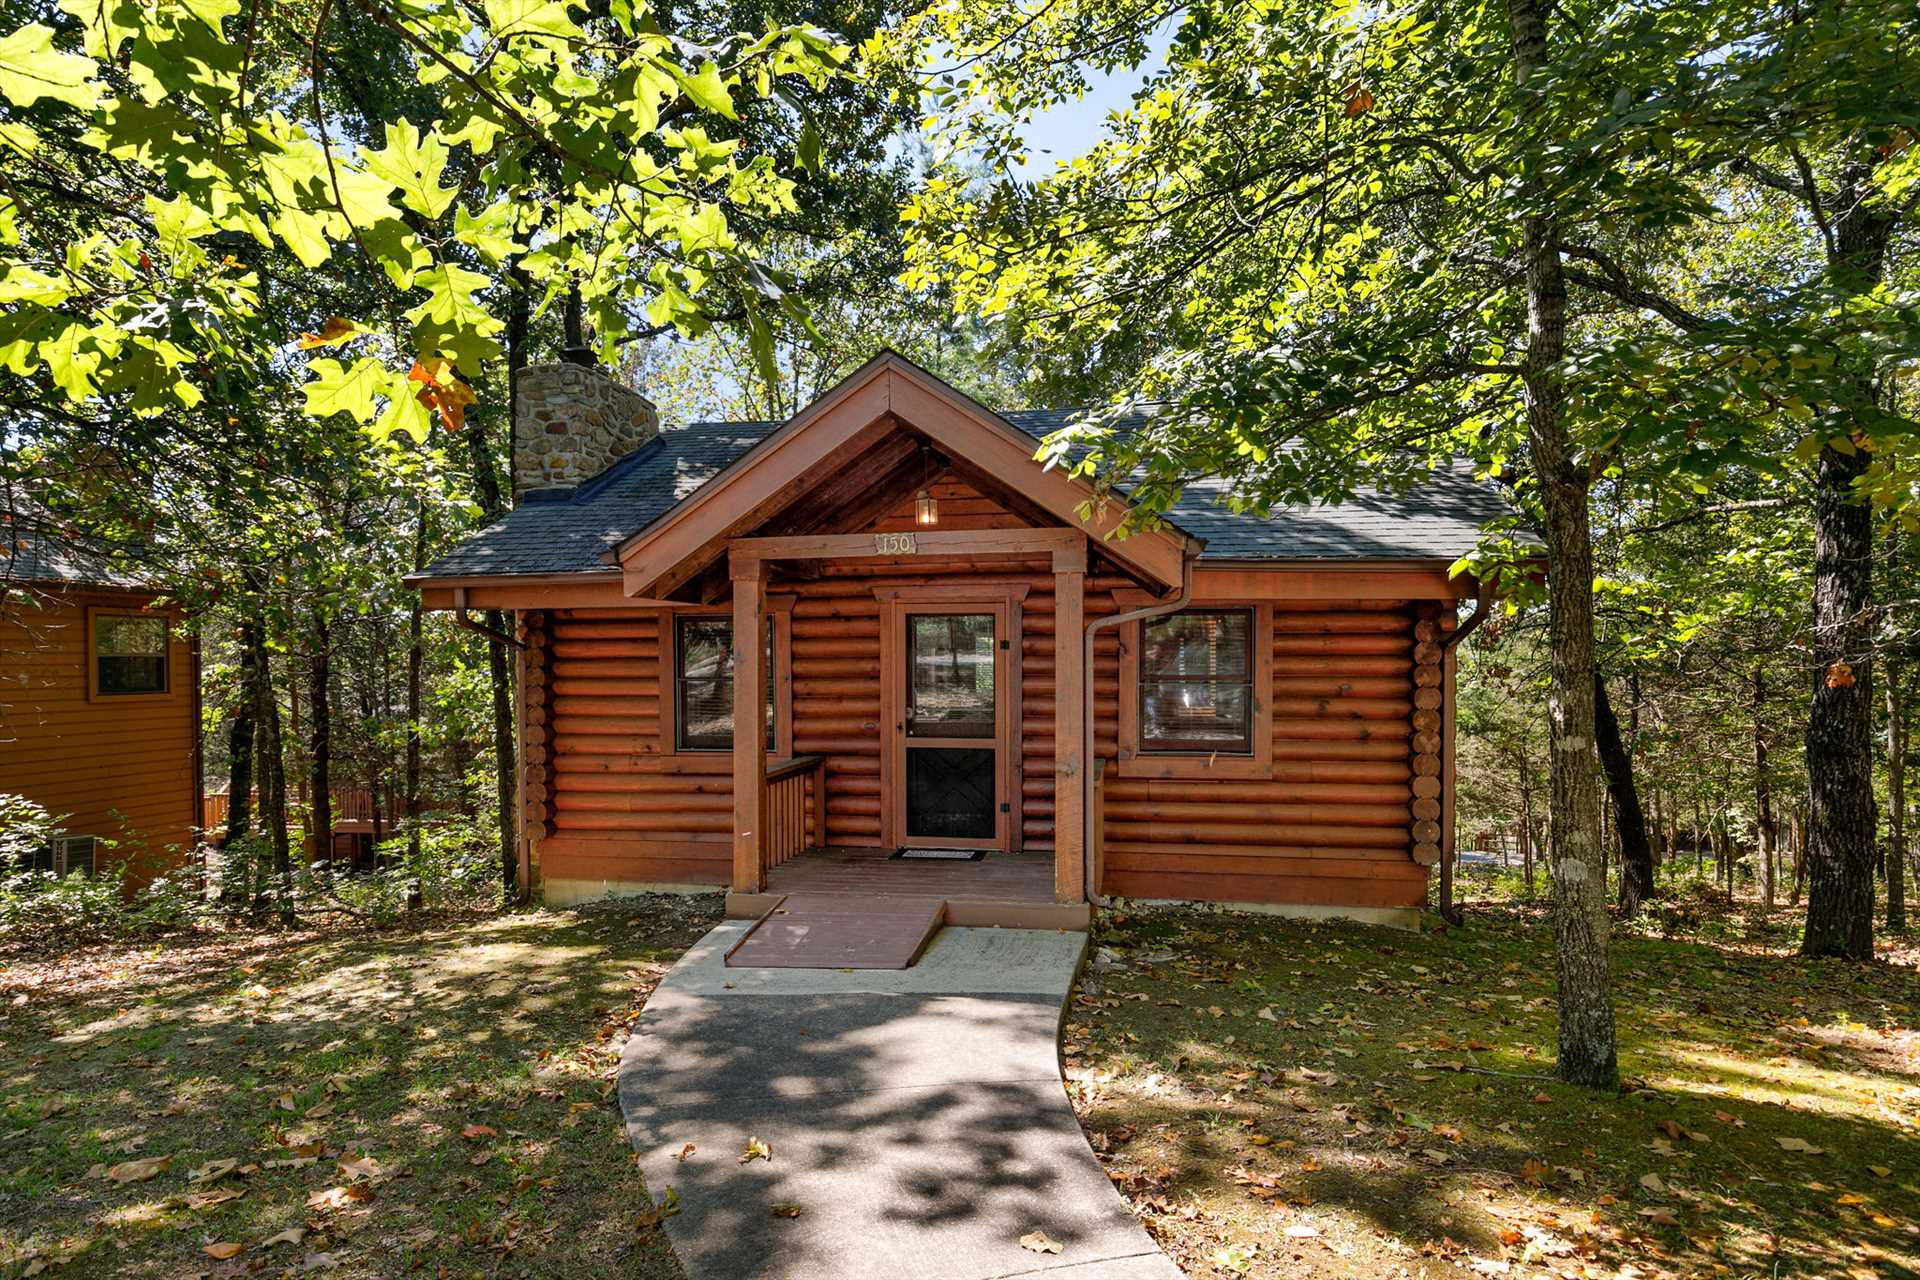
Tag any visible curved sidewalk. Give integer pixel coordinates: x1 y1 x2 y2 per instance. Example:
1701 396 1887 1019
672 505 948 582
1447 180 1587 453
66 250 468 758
618 921 1185 1280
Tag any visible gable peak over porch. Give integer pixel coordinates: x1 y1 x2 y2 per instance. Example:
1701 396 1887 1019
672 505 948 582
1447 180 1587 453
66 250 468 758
612 351 1199 601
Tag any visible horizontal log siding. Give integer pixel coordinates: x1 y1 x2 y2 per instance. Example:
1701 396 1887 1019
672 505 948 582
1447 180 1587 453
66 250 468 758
1099 600 1428 910
532 473 1433 912
0 588 198 882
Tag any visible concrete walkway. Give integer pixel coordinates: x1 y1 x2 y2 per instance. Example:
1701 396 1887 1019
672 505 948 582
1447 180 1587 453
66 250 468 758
617 921 1186 1280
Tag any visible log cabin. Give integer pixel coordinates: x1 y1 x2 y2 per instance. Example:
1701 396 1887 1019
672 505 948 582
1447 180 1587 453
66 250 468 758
410 353 1513 931
1 500 201 885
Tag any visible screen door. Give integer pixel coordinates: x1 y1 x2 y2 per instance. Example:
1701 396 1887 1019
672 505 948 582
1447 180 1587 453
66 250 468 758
899 611 1003 846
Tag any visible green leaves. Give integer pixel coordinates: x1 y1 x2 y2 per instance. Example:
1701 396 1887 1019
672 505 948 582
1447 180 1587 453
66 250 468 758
483 0 580 40
302 357 389 424
363 119 458 221
675 61 737 119
0 23 100 110
0 0 849 444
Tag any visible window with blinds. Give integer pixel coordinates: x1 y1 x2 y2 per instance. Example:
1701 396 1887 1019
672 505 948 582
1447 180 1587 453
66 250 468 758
1138 610 1254 753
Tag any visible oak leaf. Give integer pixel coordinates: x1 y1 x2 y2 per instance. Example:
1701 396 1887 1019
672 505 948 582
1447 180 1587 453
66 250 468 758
104 1155 171 1183
1019 1230 1063 1255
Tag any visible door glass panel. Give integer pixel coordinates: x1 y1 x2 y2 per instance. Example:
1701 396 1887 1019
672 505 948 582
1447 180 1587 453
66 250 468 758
906 614 995 739
906 747 996 840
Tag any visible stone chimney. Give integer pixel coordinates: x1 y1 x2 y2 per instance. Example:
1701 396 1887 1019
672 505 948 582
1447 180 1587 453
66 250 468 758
513 362 660 499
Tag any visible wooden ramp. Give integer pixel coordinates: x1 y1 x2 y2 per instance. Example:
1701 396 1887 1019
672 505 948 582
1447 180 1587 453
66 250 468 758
723 893 946 970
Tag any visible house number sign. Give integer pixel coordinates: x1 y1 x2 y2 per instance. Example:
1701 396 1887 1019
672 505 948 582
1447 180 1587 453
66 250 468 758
873 532 917 555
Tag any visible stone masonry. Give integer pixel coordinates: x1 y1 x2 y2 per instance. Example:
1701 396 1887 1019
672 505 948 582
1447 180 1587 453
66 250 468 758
513 362 660 498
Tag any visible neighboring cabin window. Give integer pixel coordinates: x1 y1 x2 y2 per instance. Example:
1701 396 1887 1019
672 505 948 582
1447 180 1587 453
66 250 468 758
673 615 775 752
1139 610 1254 754
94 613 169 695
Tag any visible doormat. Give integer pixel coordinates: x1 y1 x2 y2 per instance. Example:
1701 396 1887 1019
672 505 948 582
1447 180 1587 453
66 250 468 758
894 848 986 861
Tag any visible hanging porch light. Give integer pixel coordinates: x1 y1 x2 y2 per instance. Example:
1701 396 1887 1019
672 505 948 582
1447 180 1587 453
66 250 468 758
913 449 939 525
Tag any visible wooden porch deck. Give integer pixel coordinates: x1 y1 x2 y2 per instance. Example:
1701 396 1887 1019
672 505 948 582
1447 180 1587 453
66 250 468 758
725 845 1088 931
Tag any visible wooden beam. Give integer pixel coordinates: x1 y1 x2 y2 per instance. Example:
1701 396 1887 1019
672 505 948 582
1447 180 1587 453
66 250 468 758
733 528 1083 565
731 556 767 894
1054 562 1087 904
416 576 642 611
883 366 1191 587
624 400 897 598
1193 565 1472 601
615 356 1193 598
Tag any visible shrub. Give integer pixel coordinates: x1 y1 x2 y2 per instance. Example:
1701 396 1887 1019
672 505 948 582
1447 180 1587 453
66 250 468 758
322 817 502 924
0 792 209 950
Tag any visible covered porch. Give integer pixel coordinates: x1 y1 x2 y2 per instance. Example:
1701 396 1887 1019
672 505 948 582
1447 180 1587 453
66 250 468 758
719 527 1103 923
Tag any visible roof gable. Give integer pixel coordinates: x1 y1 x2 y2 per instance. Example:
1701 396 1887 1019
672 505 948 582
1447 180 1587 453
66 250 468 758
613 353 1196 596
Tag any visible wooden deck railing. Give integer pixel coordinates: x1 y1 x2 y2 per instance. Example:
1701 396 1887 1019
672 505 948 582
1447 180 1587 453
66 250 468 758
202 784 401 839
762 754 828 875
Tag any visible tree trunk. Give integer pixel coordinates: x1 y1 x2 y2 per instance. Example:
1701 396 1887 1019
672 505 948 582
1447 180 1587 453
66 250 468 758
1507 0 1616 1088
224 621 257 849
250 624 292 925
405 511 426 913
478 262 530 899
1888 642 1907 932
1801 161 1891 961
1596 672 1655 915
1802 437 1877 958
309 614 333 877
1520 781 1535 892
1791 802 1807 904
1754 665 1776 911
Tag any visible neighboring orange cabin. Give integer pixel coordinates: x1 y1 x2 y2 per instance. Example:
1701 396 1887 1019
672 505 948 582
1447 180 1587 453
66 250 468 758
0 583 201 885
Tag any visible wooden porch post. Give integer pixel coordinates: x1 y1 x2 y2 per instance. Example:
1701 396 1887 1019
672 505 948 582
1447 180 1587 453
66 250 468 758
731 554 767 893
1053 542 1087 903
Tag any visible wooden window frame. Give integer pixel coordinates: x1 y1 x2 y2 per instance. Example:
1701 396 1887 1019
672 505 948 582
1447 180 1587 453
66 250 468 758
1116 602 1272 780
659 599 793 761
86 606 171 702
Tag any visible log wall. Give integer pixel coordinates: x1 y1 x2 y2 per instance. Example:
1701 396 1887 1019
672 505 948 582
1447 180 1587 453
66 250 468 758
1097 599 1428 910
532 473 1437 912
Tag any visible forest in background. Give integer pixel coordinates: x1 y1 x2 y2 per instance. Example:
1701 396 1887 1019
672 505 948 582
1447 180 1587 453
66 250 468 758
0 0 1912 1096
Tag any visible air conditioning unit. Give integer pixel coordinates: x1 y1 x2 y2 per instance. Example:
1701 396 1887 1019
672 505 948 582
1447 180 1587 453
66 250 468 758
51 835 96 877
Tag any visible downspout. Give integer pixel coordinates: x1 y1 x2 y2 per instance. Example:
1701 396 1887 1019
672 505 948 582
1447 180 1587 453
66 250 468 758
1082 547 1199 909
1440 575 1494 656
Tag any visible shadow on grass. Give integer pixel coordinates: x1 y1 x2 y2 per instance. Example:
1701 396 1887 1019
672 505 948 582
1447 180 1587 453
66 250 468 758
0 898 722 1279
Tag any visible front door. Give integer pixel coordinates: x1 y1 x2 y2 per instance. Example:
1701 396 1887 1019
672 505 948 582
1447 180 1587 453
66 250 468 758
886 605 1011 850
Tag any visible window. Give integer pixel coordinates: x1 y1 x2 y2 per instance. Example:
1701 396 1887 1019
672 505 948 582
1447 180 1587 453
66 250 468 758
21 835 95 877
1139 610 1254 753
673 615 775 752
94 613 168 695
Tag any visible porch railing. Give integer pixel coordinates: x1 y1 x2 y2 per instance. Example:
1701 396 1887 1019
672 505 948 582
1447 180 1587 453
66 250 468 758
762 754 828 875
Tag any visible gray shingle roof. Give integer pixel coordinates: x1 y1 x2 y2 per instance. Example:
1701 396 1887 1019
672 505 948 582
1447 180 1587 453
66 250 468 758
1 493 151 589
421 409 1521 579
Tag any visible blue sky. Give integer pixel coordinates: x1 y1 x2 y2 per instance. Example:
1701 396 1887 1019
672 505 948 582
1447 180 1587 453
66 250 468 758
1008 30 1172 179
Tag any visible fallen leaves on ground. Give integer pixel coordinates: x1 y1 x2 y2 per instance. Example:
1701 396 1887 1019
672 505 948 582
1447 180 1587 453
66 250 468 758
1019 1230 1063 1255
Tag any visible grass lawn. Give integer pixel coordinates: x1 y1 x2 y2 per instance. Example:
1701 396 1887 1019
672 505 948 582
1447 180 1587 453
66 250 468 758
5 888 1915 1280
0 897 719 1279
1065 896 1920 1280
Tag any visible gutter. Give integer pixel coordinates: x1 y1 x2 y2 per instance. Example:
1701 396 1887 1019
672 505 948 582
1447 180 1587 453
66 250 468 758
1081 547 1199 909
